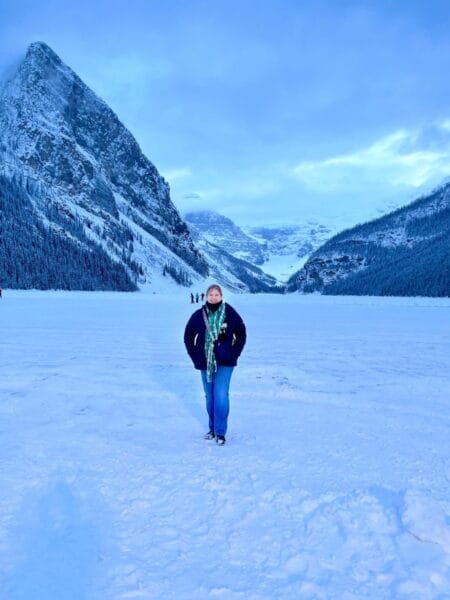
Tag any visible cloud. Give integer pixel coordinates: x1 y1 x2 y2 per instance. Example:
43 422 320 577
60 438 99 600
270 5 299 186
0 50 25 86
161 167 192 182
291 124 450 193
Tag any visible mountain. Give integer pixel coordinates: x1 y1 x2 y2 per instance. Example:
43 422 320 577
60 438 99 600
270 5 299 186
185 215 282 293
185 210 267 265
185 210 335 283
0 174 138 290
287 182 450 297
248 222 332 257
0 41 208 291
246 222 334 281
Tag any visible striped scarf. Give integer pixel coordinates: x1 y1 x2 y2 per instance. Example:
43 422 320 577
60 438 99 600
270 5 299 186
204 302 226 382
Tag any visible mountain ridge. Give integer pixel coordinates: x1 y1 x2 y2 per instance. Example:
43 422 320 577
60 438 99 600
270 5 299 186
185 209 335 282
287 181 450 297
0 41 208 291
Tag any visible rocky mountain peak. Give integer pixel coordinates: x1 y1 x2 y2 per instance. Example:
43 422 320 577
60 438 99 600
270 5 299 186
0 41 208 290
26 40 63 68
184 210 267 266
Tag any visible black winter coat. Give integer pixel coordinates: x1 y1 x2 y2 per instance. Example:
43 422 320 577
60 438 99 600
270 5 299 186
184 303 246 370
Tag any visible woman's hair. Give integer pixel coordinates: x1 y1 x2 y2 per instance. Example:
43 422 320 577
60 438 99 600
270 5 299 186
206 284 223 297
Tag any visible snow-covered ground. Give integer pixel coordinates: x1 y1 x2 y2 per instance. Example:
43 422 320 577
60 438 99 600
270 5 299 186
1 291 450 599
260 252 309 282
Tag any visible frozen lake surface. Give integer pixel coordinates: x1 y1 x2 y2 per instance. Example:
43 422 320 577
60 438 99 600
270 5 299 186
1 291 450 599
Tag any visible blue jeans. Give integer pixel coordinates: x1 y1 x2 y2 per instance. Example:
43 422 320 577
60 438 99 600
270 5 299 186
201 367 234 436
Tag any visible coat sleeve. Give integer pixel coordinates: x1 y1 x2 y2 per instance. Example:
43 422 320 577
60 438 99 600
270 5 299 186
230 307 246 357
184 314 196 359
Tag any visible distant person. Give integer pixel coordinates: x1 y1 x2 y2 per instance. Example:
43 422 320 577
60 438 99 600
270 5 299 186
184 284 246 445
201 292 205 302
190 292 195 304
195 293 199 303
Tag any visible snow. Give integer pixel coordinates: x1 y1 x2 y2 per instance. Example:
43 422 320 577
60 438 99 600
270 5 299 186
1 291 450 599
260 252 310 282
1 45 205 292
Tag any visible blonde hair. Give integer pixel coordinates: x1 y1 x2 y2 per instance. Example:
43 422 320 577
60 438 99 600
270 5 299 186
206 284 223 297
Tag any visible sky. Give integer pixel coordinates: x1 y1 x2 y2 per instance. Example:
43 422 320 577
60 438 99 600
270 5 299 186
2 0 450 227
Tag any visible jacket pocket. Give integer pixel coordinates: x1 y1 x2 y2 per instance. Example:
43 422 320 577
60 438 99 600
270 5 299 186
214 340 234 364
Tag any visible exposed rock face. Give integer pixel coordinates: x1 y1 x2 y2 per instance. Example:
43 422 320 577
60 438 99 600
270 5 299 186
0 41 208 290
185 210 335 284
287 183 450 297
186 218 282 293
185 210 267 265
247 223 333 260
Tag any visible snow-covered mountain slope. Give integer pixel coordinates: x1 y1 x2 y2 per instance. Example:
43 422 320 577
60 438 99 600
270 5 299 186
185 210 267 265
248 222 333 257
0 41 207 290
246 222 334 281
187 224 282 293
184 211 335 283
287 181 450 297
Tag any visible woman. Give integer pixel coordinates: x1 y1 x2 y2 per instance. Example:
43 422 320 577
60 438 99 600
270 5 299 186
184 284 246 445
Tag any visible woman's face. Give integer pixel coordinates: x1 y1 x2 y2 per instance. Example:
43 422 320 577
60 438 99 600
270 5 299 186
207 288 222 304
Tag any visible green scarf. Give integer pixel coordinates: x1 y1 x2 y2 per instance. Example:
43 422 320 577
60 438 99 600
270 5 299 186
204 302 226 382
